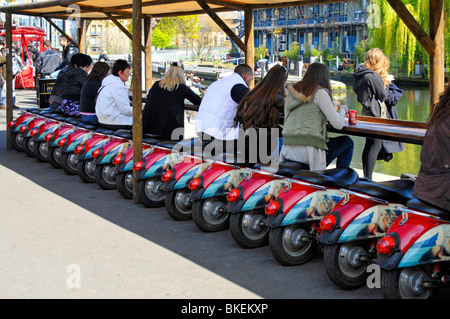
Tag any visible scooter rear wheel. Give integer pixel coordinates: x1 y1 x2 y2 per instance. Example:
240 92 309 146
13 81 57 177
229 210 269 248
116 171 134 199
165 189 193 221
47 147 62 169
192 197 229 232
32 140 48 162
269 224 316 266
78 159 96 183
95 163 117 190
136 177 165 208
61 152 79 175
23 136 35 157
323 242 369 289
11 132 24 152
381 267 433 299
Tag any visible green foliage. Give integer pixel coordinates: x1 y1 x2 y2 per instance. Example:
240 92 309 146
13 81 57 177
353 40 369 64
255 45 268 61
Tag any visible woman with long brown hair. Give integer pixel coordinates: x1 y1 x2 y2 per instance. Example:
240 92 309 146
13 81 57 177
280 62 353 171
412 84 450 211
233 64 288 165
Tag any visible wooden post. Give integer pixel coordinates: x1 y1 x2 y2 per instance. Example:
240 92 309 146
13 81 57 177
144 17 153 92
5 11 13 150
244 8 255 88
78 19 86 54
428 0 445 109
132 0 143 204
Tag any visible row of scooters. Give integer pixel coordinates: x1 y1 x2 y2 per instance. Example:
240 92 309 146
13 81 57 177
8 107 450 299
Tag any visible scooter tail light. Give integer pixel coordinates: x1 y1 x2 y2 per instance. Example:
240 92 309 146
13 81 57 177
320 214 336 231
265 201 279 215
377 236 396 255
44 133 53 141
161 170 173 182
92 148 101 157
74 145 84 153
57 138 66 147
133 161 143 171
30 128 38 136
226 188 240 202
188 178 201 190
7 121 15 127
112 154 123 165
19 126 27 132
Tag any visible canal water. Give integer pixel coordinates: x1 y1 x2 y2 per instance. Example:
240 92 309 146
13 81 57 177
335 86 430 178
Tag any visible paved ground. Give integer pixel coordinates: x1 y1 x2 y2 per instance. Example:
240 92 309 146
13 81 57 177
0 89 446 302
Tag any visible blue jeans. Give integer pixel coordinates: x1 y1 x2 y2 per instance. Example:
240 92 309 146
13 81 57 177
81 114 99 125
326 135 354 168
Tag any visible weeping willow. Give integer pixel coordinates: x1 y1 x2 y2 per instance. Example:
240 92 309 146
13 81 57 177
369 0 448 75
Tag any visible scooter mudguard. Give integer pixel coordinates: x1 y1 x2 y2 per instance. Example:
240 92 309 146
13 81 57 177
114 144 154 175
135 149 184 180
200 167 252 200
163 158 209 192
94 138 132 165
47 123 76 147
77 133 110 160
62 128 94 153
10 112 35 132
280 188 344 226
239 177 290 212
227 172 285 213
189 162 241 201
377 211 449 270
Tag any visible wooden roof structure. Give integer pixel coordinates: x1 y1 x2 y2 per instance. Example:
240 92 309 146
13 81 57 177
0 0 445 201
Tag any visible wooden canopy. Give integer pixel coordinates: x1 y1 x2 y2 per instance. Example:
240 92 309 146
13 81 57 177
0 0 445 202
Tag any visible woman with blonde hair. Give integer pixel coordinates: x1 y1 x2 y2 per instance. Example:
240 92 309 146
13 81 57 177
353 48 398 179
142 62 202 140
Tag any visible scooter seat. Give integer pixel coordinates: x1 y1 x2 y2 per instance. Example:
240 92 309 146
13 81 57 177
254 160 309 177
78 122 98 130
49 113 68 121
26 107 48 114
172 138 205 154
406 198 450 219
95 127 115 134
113 129 133 139
156 140 177 149
65 117 82 125
348 179 414 204
294 167 359 189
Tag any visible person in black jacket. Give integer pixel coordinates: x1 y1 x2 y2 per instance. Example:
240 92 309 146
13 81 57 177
142 62 202 140
54 36 79 71
59 53 92 116
353 48 396 180
79 61 110 124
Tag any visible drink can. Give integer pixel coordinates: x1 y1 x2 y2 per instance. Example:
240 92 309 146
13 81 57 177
348 109 357 125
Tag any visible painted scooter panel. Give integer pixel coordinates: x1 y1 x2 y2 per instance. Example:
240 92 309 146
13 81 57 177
142 152 184 179
114 144 154 174
173 161 211 190
47 123 76 147
201 167 252 199
33 119 62 141
12 112 35 132
241 178 290 212
281 189 345 226
77 133 110 160
398 224 450 268
96 139 132 165
337 204 403 243
64 129 94 152
22 116 48 137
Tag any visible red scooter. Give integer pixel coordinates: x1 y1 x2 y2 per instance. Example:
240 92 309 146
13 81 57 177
318 178 415 289
376 198 450 299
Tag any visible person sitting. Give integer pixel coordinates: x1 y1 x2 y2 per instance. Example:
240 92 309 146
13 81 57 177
412 84 450 212
142 62 202 140
95 59 132 130
233 64 288 165
280 62 354 171
59 53 93 116
195 64 254 151
79 61 110 124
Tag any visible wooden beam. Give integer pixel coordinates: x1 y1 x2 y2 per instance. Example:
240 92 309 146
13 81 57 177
5 11 13 150
385 0 435 55
144 17 153 91
197 0 245 52
428 0 445 109
244 7 254 88
104 12 145 52
132 0 143 204
44 17 79 49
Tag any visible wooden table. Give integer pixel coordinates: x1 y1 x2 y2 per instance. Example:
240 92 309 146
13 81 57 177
328 115 427 145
